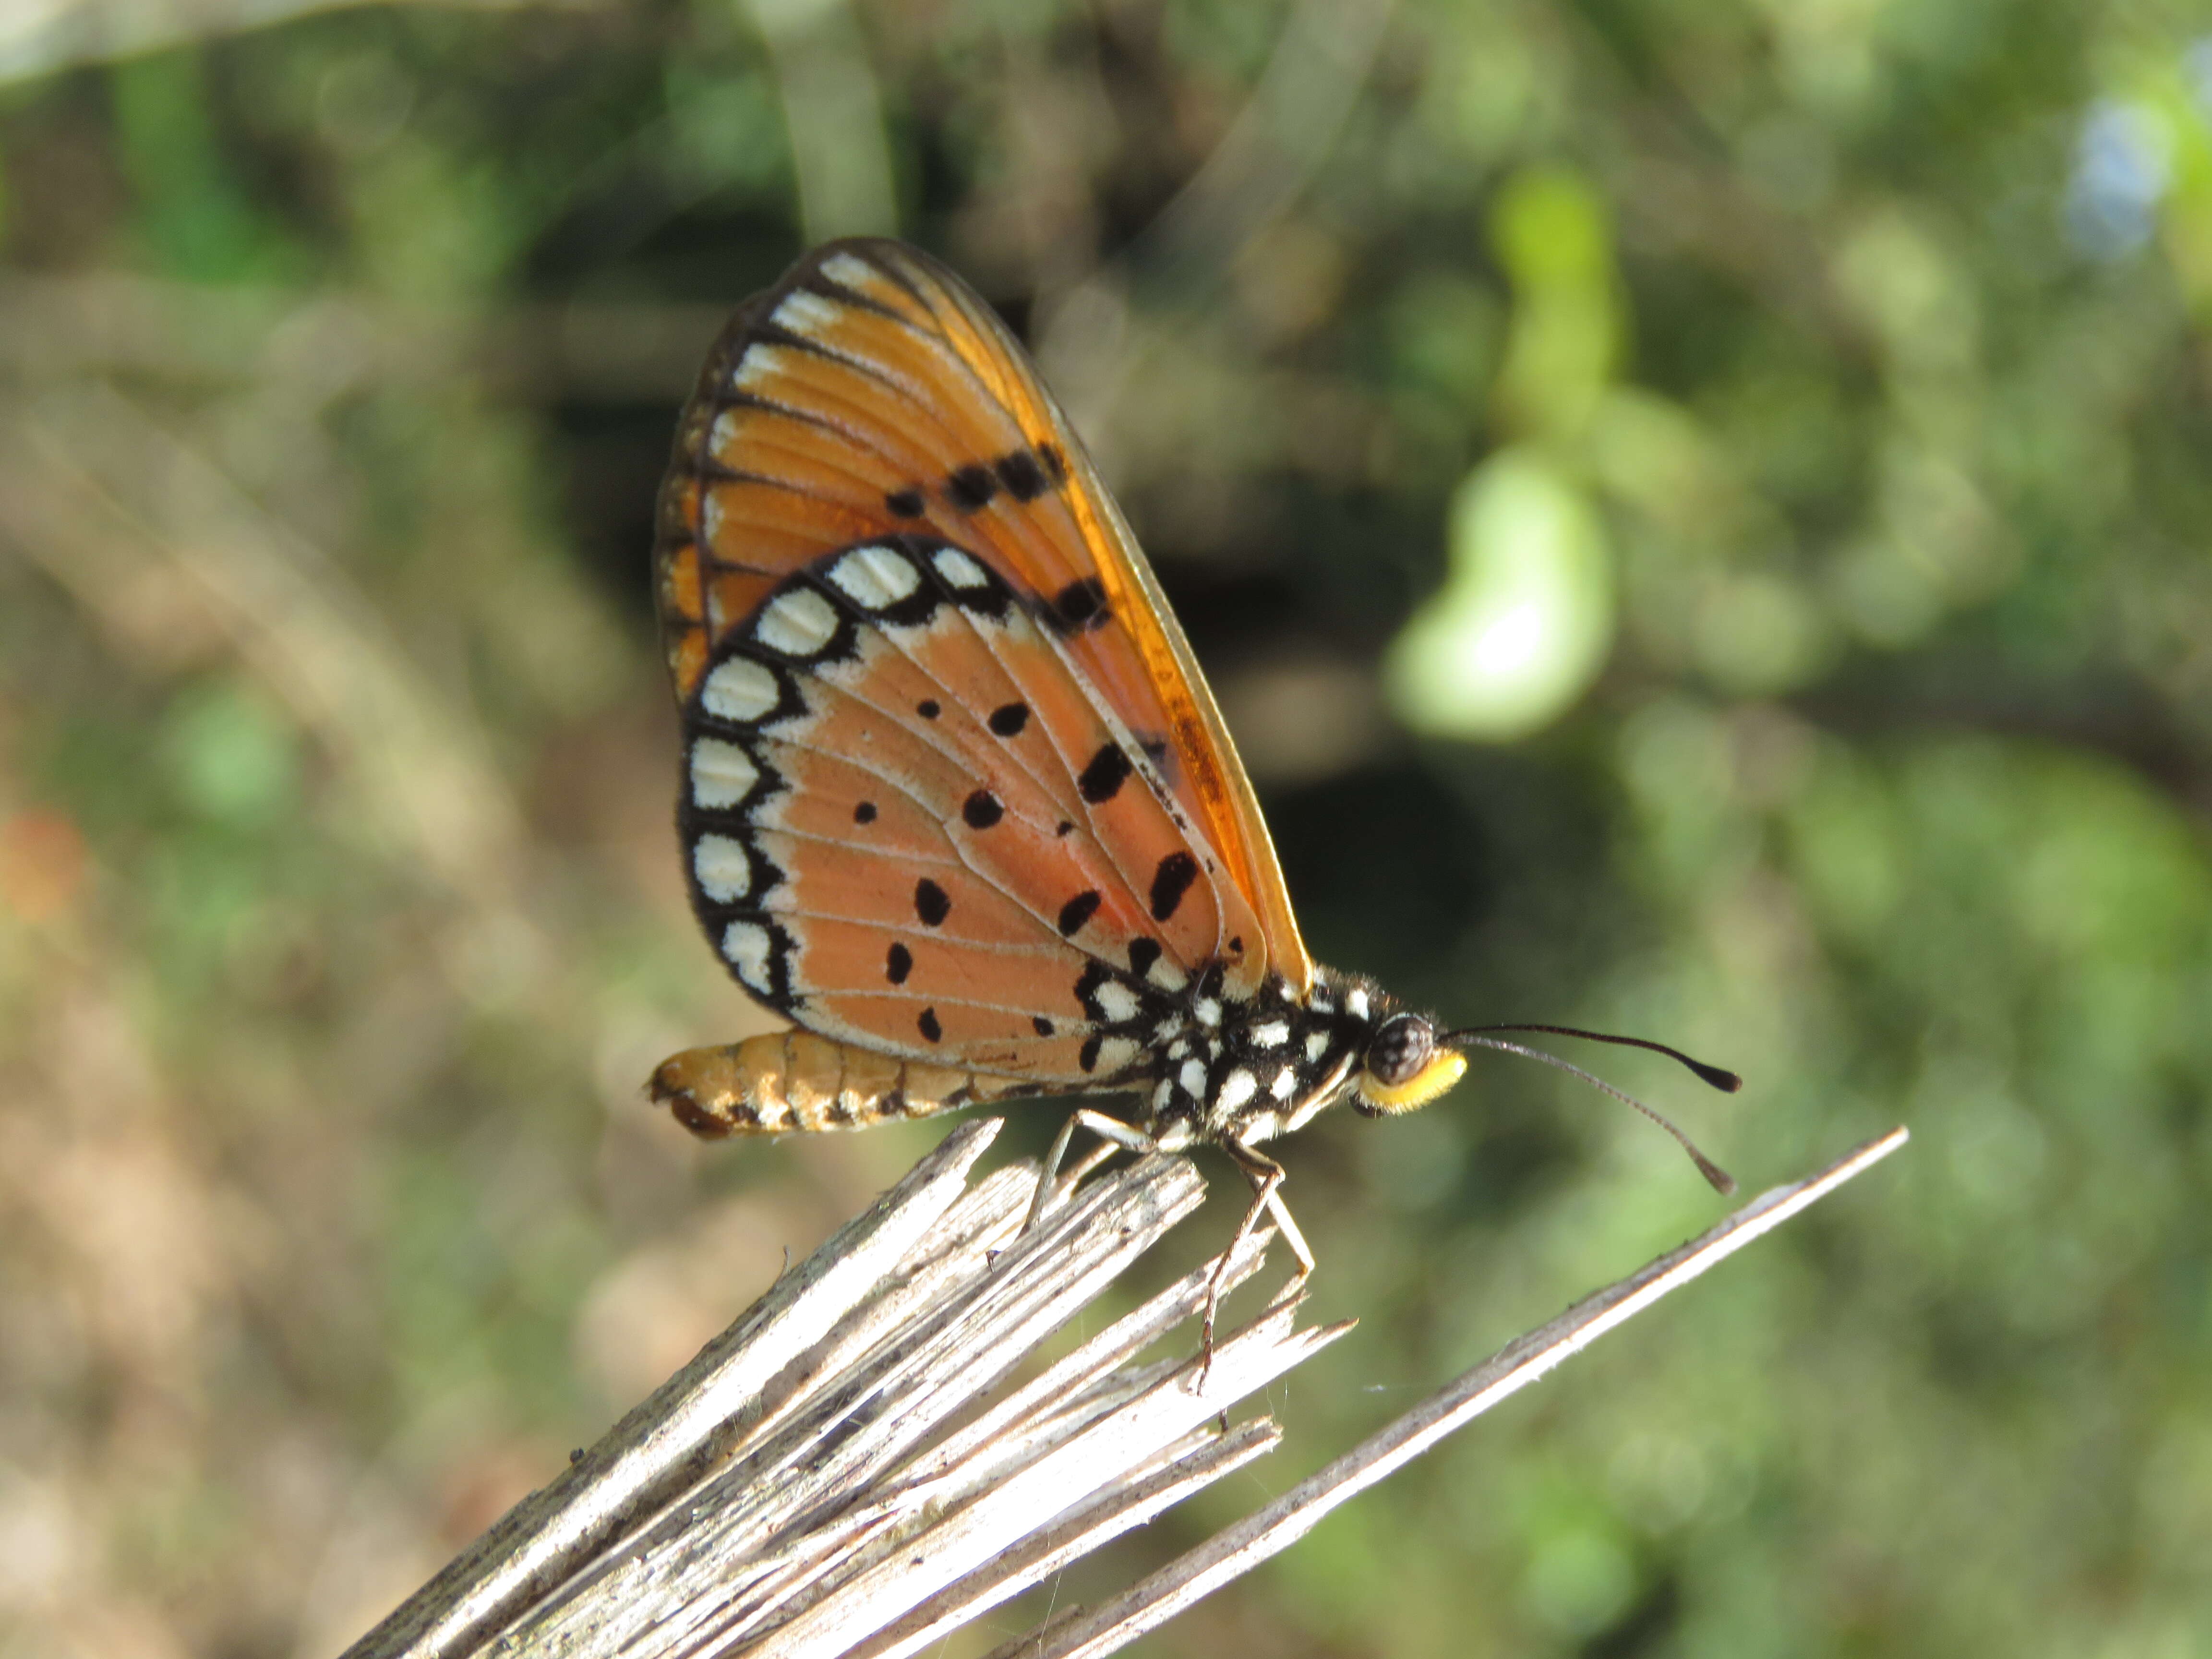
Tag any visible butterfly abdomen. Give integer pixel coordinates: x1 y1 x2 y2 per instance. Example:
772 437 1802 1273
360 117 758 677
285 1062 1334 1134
651 1029 1039 1138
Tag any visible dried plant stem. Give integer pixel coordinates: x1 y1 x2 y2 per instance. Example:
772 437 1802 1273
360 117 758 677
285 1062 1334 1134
342 1120 1341 1659
987 1127 1911 1659
340 1121 1907 1659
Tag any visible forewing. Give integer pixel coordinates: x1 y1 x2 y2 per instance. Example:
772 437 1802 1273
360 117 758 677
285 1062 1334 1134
655 238 1310 998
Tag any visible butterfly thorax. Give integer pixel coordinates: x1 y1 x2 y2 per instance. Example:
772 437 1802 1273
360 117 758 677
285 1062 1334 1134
1142 966 1385 1151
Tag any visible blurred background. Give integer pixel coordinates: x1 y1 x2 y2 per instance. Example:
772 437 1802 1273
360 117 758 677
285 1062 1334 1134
3 0 2210 1654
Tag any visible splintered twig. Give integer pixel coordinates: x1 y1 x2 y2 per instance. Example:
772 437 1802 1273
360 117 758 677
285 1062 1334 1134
990 1126 1911 1659
341 1120 1337 1659
341 1121 1908 1659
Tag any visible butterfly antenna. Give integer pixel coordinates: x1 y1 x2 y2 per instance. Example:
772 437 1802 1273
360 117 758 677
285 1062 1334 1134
1438 1027 1739 1196
1451 1022 1743 1092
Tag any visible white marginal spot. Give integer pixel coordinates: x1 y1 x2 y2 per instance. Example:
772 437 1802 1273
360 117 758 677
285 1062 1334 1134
1241 1110 1283 1142
819 251 879 291
1305 1031 1330 1062
702 656 781 724
1194 998 1222 1029
1178 1058 1206 1098
699 488 724 546
1346 987 1371 1019
693 833 753 902
772 289 843 337
1153 1079 1175 1111
1251 1021 1290 1050
751 1095 790 1131
1215 1069 1258 1113
720 920 776 994
733 344 789 394
1095 981 1141 1025
932 548 991 590
709 408 745 452
1203 1038 1223 1060
1167 1037 1191 1059
1095 1037 1141 1074
827 544 921 609
690 738 759 809
1147 959 1188 993
1310 994 1334 1016
1271 1067 1298 1100
756 588 840 657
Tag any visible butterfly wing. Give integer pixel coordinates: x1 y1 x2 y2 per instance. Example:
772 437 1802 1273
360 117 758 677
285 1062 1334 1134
672 531 1251 1088
655 240 1312 1023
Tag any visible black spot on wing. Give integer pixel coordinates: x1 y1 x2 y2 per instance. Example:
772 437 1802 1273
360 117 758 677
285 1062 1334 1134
945 465 997 510
885 943 912 984
988 701 1031 737
918 1008 943 1043
917 698 941 720
1047 577 1109 635
1150 853 1199 922
994 449 1050 501
915 879 950 926
1128 938 1161 977
1058 890 1102 937
962 790 1004 829
1079 1033 1104 1073
1078 744 1132 804
885 487 926 517
854 801 878 824
1032 1015 1055 1036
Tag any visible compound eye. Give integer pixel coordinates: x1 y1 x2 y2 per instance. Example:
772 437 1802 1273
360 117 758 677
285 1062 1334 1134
1366 1013 1434 1088
1357 1013 1466 1116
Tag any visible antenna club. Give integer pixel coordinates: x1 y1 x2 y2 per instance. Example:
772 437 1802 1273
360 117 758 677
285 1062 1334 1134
1439 1026 1738 1196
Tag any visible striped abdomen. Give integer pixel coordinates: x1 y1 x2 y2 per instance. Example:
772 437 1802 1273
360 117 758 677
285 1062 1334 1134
650 1030 1040 1138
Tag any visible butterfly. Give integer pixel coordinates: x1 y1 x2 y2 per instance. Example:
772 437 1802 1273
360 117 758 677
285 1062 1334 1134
648 239 1735 1307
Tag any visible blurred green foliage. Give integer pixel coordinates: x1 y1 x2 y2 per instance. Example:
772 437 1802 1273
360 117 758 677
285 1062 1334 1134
2 1 2210 1655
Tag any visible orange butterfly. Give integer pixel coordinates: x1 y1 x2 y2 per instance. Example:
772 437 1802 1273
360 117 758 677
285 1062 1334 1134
649 240 1733 1293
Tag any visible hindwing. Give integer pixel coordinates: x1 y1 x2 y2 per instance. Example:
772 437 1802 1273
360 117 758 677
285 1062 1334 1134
676 534 1248 1086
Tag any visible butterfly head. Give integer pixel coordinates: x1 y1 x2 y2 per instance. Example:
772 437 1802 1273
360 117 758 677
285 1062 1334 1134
1352 1009 1467 1116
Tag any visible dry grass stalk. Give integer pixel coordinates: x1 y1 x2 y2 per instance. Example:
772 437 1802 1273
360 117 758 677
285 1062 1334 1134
342 1119 1907 1659
989 1126 1912 1659
342 1118 1342 1659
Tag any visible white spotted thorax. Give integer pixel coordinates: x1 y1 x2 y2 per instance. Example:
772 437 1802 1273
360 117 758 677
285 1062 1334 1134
1146 968 1387 1151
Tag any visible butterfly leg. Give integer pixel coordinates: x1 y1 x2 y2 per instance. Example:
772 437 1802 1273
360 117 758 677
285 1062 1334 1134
1198 1140 1315 1388
1022 1108 1157 1238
